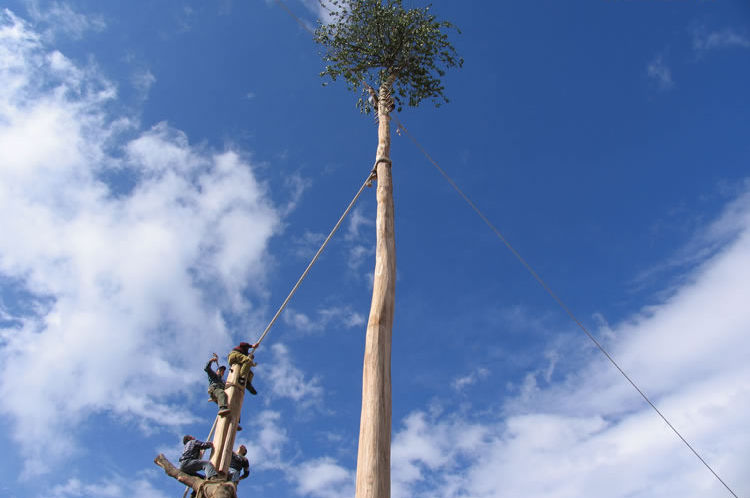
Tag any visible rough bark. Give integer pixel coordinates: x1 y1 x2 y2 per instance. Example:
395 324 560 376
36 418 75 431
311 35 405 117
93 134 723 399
154 454 236 498
210 363 245 473
355 82 396 498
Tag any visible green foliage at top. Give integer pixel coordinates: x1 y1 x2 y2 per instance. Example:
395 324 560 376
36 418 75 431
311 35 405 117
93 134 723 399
314 0 463 113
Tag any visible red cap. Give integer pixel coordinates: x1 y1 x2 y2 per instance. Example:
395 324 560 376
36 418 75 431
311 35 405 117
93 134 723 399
234 342 251 353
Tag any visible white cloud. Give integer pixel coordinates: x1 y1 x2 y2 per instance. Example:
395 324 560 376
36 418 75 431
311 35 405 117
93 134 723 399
51 478 117 498
647 55 673 90
289 205 374 277
24 1 106 40
131 68 156 95
298 0 336 25
0 10 281 476
693 27 750 53
343 206 375 275
294 457 354 498
263 343 324 406
176 5 194 33
387 184 750 497
291 229 326 259
331 307 365 328
391 411 488 498
282 172 313 215
451 367 490 391
348 244 374 273
239 409 290 471
49 475 169 498
345 206 373 241
284 307 317 331
0 296 16 323
283 305 364 333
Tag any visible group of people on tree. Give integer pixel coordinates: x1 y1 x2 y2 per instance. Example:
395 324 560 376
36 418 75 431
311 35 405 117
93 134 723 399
177 342 258 492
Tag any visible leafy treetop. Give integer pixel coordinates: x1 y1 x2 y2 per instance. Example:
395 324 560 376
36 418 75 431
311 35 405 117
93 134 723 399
314 0 463 113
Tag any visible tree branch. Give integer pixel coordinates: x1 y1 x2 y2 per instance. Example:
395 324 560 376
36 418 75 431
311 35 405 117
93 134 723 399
154 454 203 489
154 454 238 498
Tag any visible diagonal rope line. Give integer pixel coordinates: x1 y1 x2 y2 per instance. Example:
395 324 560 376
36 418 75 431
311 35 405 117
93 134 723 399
392 116 738 498
252 167 375 350
275 0 316 35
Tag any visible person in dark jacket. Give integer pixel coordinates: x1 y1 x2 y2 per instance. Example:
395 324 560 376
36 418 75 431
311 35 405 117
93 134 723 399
228 342 258 395
205 354 230 416
179 435 218 479
228 444 250 484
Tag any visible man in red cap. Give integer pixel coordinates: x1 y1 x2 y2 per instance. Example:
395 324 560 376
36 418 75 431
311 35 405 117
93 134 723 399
228 342 258 395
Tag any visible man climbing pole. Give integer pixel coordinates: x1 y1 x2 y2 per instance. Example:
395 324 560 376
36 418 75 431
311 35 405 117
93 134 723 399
205 354 230 416
228 444 250 485
179 435 219 480
228 342 258 395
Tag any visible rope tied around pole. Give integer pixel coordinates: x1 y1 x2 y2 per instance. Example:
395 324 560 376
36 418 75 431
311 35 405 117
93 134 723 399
194 479 234 498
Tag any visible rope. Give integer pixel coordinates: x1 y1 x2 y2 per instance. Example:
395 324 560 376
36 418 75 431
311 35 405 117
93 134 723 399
252 167 376 350
194 480 228 498
274 0 315 35
186 479 233 498
195 480 208 498
392 115 739 498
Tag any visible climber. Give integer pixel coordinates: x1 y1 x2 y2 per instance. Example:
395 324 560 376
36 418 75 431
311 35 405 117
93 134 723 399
228 342 258 395
228 444 250 484
205 354 230 416
179 435 219 480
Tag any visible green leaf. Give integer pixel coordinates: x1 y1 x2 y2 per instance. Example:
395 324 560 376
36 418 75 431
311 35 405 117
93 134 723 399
313 0 462 114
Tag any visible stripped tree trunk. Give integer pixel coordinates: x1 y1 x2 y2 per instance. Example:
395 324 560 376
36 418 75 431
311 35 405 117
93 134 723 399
210 363 245 474
355 82 396 498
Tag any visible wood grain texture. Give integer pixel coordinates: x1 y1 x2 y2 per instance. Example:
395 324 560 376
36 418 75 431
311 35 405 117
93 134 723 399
154 454 236 498
355 85 396 498
210 364 244 474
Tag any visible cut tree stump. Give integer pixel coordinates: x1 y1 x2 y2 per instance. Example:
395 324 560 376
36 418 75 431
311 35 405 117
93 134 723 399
154 454 236 498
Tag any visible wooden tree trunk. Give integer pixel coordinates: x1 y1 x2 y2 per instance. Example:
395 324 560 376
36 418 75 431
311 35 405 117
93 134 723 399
154 454 236 498
355 84 396 498
156 363 244 497
210 363 245 473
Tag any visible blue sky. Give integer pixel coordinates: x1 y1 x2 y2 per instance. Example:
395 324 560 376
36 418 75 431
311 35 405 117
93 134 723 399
1 1 749 497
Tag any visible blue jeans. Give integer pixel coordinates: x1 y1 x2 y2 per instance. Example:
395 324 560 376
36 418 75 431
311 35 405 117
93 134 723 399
228 468 242 483
180 459 217 479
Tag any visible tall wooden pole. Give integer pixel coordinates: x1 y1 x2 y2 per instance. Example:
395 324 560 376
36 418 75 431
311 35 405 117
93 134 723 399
210 363 245 474
355 84 396 498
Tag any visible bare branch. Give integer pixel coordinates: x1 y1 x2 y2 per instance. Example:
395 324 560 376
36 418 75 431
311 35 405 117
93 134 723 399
153 455 238 498
154 454 203 489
